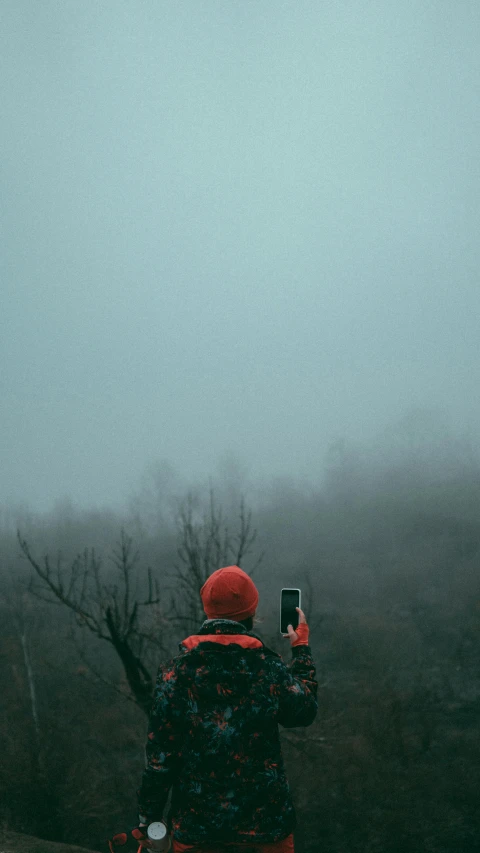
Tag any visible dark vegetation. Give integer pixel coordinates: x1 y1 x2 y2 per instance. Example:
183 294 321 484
0 830 100 853
1 424 479 853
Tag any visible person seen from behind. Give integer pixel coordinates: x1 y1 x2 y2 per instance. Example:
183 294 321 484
135 565 317 852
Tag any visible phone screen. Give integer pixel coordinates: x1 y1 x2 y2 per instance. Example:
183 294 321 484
280 588 300 634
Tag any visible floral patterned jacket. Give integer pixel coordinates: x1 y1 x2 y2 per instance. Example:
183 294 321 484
137 618 317 846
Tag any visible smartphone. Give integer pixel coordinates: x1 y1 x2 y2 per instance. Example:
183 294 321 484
280 588 301 635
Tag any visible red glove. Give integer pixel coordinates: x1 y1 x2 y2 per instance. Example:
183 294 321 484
291 621 309 646
107 826 149 852
132 826 150 849
107 832 128 852
286 607 310 646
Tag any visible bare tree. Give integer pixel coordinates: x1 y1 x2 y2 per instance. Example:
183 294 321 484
166 491 263 634
18 494 263 715
3 583 41 747
18 528 164 716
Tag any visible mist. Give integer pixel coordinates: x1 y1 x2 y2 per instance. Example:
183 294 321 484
2 421 480 851
2 3 480 852
2 0 480 511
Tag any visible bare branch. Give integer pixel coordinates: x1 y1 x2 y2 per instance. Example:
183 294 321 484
18 529 166 714
71 632 140 708
18 532 106 638
168 491 263 634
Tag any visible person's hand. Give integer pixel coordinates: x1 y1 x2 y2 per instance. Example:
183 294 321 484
131 825 149 848
286 607 309 647
108 825 149 851
107 830 128 851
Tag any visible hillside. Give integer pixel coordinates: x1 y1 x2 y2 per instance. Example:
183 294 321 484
0 832 102 853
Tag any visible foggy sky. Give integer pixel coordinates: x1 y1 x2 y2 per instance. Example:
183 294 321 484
2 0 480 511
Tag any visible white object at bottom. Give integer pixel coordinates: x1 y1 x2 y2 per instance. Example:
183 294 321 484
147 822 171 851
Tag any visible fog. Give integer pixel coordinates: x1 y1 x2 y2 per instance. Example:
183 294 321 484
2 0 480 511
2 8 480 844
2 414 480 850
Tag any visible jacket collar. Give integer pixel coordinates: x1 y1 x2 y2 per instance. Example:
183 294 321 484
198 618 250 635
180 618 264 652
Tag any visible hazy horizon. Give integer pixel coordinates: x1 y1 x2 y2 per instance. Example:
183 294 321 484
2 1 479 512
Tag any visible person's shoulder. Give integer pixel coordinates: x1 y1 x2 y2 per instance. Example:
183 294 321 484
259 644 288 671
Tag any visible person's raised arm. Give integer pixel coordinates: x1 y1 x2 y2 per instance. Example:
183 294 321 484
277 607 317 728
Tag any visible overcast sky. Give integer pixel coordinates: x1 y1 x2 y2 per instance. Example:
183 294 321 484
1 0 480 511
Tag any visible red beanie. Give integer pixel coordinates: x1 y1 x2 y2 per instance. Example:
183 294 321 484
200 566 259 621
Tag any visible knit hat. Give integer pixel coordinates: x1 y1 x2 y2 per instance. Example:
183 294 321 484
200 565 259 621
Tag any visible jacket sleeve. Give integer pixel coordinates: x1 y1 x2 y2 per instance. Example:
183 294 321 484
137 659 185 824
276 644 318 728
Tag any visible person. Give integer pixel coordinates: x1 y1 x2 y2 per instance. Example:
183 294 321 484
135 565 317 853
